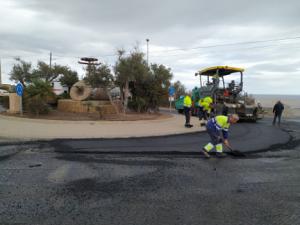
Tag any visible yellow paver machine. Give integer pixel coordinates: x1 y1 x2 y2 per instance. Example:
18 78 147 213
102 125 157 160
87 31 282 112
194 66 263 121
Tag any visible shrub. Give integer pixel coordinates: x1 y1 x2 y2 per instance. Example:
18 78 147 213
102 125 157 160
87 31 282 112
57 92 70 99
26 96 50 116
24 79 54 115
0 96 9 108
128 97 147 113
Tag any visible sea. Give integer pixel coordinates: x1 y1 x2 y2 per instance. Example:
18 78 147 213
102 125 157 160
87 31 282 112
253 94 300 109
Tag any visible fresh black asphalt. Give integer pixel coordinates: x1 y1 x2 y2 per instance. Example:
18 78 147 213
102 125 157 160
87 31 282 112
0 118 299 225
45 119 290 154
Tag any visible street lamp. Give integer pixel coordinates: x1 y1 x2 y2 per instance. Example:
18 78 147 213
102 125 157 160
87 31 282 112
146 39 149 66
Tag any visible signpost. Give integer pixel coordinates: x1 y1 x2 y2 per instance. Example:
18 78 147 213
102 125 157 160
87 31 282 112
168 86 176 112
16 83 23 116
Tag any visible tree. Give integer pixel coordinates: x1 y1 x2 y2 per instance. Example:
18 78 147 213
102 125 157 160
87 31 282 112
114 48 149 113
84 64 114 89
59 69 79 92
84 64 119 113
32 61 72 82
129 64 173 112
114 46 173 113
9 58 33 86
173 80 187 98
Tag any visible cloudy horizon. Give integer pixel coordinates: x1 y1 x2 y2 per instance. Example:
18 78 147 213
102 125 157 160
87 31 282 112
1 0 300 94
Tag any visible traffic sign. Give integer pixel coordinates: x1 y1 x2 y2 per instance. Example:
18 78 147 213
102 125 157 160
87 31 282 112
168 86 175 96
168 96 175 102
16 83 23 96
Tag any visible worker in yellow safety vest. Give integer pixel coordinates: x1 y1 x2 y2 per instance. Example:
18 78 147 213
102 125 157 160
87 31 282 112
198 96 213 126
183 94 193 128
202 114 239 158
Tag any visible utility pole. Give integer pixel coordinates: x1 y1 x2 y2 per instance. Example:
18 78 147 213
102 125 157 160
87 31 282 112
146 39 149 66
49 52 52 70
78 57 100 78
49 51 53 80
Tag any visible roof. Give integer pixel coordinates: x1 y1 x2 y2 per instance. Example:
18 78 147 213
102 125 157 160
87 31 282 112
198 66 244 76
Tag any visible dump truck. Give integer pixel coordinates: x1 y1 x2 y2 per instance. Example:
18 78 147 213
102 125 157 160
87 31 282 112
175 66 263 121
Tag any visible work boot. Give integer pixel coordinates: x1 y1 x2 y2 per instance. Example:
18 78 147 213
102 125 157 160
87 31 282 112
202 148 210 158
216 152 226 158
186 124 193 128
200 119 205 126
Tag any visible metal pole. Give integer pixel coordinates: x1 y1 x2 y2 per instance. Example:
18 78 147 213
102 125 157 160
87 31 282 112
20 96 23 116
146 39 149 66
49 52 52 69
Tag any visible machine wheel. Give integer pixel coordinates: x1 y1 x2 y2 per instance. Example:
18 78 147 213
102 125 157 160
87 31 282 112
249 110 258 122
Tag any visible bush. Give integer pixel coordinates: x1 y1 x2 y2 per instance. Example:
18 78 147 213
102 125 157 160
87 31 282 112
23 79 54 115
26 96 50 116
128 97 147 112
0 96 9 108
57 92 70 99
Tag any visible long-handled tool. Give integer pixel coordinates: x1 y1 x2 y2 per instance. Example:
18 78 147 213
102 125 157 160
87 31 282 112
225 144 246 157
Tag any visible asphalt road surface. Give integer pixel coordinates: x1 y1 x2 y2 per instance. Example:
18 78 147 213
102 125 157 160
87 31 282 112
0 118 299 225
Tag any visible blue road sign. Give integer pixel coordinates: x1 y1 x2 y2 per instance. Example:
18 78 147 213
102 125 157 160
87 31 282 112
16 83 24 96
168 86 175 96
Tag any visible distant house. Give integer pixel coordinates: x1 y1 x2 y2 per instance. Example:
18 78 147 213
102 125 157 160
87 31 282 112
51 75 68 95
0 89 9 96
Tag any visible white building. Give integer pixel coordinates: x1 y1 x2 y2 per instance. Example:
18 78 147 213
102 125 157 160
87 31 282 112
51 75 68 95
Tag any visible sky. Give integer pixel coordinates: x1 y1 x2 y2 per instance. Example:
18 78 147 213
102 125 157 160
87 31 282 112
1 0 300 94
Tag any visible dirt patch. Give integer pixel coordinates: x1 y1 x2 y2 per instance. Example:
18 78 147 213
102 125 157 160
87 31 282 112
0 110 172 121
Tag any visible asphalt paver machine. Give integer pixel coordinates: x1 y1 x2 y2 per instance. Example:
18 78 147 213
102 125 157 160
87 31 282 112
195 66 263 121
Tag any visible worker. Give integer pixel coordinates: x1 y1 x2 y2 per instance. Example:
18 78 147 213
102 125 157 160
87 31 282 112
198 98 205 125
212 74 219 85
199 96 213 126
202 114 239 158
272 100 284 126
183 94 193 128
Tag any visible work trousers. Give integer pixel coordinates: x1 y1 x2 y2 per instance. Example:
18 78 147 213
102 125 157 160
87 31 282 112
184 107 191 125
203 120 223 152
198 106 208 120
273 113 282 125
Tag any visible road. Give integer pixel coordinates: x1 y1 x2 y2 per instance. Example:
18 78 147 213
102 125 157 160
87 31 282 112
0 118 299 225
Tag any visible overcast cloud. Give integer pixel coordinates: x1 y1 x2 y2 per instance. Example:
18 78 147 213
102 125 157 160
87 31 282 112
1 0 300 94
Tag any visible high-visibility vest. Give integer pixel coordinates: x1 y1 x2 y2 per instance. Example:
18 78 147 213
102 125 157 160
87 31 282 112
199 96 213 112
203 96 213 104
212 115 230 139
184 96 192 108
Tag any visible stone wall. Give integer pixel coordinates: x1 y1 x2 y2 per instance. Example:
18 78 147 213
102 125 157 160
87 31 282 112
58 99 117 114
9 93 21 113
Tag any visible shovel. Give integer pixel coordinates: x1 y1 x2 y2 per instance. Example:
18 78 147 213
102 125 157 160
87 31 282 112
225 144 246 157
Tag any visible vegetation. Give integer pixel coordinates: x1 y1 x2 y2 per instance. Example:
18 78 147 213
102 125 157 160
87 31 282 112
9 58 79 115
0 96 9 108
114 48 173 113
9 58 33 87
8 48 174 115
84 63 118 113
9 58 78 88
173 80 187 97
24 79 55 115
84 64 114 89
58 69 79 92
